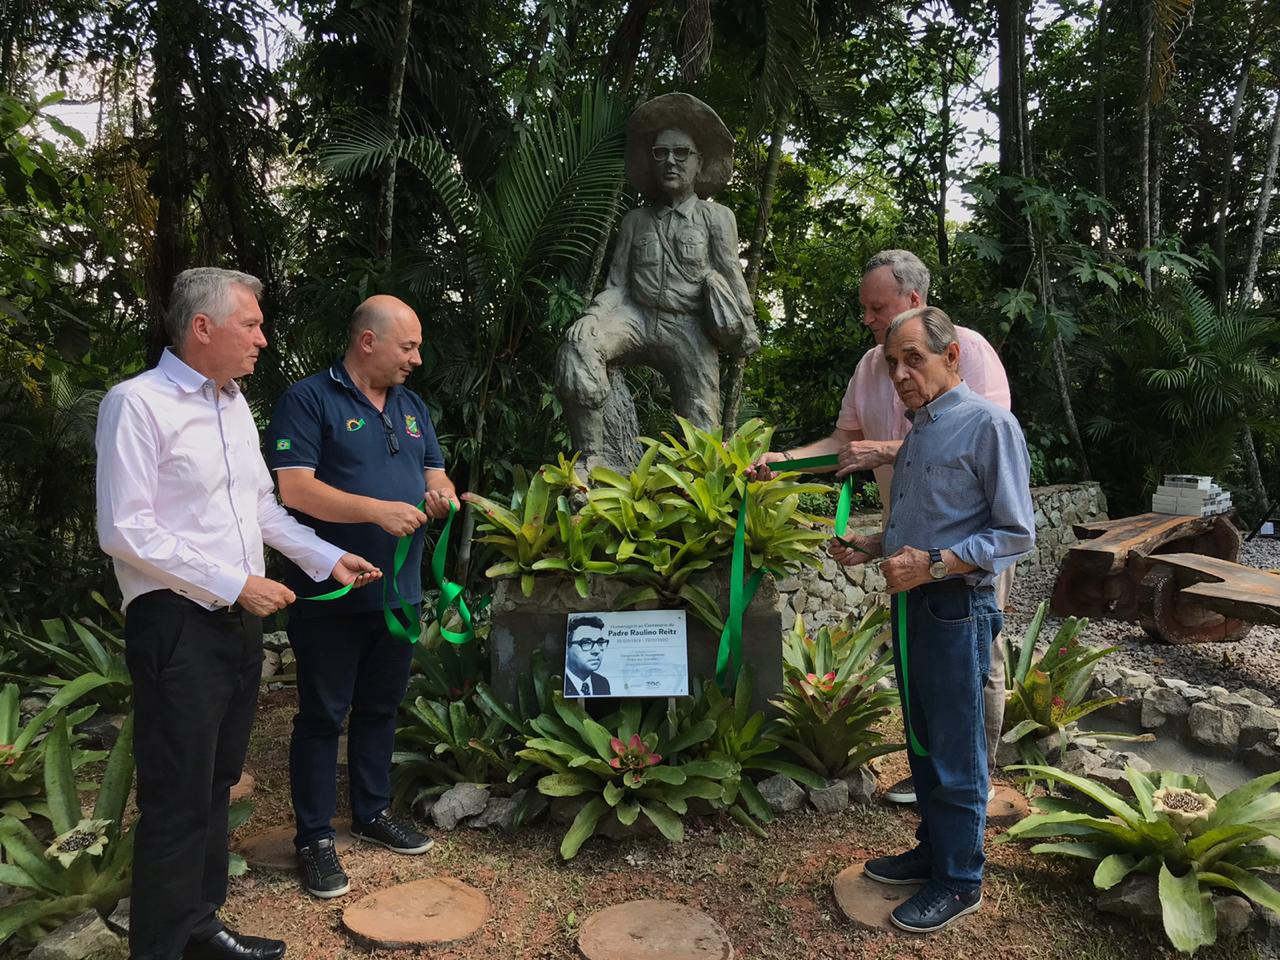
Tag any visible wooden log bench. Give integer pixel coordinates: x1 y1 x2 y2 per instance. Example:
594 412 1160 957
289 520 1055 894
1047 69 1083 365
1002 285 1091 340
1051 511 1254 644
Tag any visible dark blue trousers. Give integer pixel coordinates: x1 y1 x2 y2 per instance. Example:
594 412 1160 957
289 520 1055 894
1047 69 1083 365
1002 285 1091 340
891 584 1002 890
287 608 415 847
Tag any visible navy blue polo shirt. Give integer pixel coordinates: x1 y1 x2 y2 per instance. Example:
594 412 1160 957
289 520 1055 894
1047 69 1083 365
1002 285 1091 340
265 361 446 618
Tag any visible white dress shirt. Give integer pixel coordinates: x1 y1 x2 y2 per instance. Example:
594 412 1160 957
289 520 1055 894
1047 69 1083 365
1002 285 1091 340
96 349 346 612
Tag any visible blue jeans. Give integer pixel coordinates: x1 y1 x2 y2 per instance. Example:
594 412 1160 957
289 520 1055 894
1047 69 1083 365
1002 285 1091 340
891 584 1002 889
287 609 415 847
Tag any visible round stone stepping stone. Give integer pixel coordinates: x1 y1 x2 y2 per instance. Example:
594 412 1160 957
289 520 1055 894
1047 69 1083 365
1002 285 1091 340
235 821 353 871
578 900 732 960
342 877 488 948
230 771 254 802
987 784 1031 827
833 863 922 932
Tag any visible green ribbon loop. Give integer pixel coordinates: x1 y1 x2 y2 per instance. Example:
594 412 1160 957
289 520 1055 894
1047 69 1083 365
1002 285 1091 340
715 493 769 691
302 499 477 646
779 453 853 541
715 453 856 691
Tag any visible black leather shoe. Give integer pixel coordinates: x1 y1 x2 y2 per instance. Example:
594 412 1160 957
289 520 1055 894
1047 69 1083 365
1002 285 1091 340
183 928 286 960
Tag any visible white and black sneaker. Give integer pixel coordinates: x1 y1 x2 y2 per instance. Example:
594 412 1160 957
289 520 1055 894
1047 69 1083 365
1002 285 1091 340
351 810 435 855
298 837 350 898
884 776 917 804
884 776 996 805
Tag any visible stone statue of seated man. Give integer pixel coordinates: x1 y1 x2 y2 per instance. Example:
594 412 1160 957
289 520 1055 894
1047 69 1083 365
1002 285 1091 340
555 93 760 468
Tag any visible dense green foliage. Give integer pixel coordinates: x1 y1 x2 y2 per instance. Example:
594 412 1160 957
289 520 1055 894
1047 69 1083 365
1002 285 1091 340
467 417 830 628
1 1 1278 622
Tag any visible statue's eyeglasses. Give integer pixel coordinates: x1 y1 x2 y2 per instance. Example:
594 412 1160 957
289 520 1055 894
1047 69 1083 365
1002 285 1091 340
651 146 699 163
569 637 609 651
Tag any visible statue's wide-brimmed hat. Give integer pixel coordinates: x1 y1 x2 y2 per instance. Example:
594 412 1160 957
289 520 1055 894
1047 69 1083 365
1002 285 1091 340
625 93 733 201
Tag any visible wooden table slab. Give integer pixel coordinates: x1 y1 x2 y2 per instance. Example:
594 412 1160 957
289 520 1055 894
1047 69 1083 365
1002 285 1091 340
1146 552 1280 628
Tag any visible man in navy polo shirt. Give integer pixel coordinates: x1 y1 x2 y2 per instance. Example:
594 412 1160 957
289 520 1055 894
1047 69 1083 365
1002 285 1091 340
266 294 458 899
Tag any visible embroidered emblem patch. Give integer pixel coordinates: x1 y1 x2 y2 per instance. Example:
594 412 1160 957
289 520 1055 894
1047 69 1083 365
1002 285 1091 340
346 417 366 432
404 414 421 438
275 438 291 451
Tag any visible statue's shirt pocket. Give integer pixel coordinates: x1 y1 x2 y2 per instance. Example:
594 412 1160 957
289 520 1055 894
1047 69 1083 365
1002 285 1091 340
634 233 661 265
678 228 708 267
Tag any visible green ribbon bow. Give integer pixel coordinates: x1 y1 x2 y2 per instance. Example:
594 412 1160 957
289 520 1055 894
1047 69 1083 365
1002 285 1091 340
301 500 477 645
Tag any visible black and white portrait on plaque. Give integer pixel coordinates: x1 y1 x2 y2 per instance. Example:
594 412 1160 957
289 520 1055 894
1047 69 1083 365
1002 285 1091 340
562 610 688 698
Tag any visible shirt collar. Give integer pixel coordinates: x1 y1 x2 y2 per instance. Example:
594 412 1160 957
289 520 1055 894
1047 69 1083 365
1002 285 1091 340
907 380 971 423
328 359 395 403
158 347 239 398
659 194 699 220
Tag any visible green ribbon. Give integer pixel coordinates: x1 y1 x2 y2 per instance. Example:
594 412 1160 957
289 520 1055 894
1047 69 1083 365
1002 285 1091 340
714 453 855 691
301 500 477 645
896 591 929 757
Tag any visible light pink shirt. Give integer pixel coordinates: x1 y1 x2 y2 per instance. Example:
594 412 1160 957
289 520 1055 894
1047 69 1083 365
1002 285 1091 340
835 325 1011 506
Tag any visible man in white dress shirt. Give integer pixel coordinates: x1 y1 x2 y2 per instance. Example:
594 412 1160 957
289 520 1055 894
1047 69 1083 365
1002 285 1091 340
96 268 380 960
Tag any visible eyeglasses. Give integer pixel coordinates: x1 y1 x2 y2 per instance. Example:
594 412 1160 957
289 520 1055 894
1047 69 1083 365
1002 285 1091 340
651 146 699 163
379 411 400 456
570 637 609 651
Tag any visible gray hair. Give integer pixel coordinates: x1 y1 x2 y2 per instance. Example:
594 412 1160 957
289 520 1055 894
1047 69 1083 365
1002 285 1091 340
863 249 930 302
885 306 958 355
166 267 263 348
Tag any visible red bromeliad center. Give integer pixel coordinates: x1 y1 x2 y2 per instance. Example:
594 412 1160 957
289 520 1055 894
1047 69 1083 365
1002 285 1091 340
609 734 662 771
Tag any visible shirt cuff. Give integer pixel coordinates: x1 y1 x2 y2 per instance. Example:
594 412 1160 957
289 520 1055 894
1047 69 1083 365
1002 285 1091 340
947 539 992 574
209 567 250 608
303 541 347 583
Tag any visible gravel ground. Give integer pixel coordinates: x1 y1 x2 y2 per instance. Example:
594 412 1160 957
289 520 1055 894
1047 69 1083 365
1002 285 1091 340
1003 537 1280 703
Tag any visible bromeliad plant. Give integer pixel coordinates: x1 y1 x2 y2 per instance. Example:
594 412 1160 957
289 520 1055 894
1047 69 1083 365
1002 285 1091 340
510 695 735 859
0 676 111 820
769 608 902 780
469 418 831 629
1001 602 1142 785
464 463 572 597
2 609 131 713
1000 764 1280 953
0 712 136 943
670 665 823 836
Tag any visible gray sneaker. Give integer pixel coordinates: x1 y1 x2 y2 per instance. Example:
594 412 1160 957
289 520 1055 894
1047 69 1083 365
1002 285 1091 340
298 837 350 898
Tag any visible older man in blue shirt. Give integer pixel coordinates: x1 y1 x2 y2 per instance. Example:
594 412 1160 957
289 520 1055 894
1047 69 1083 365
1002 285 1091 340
832 306 1034 934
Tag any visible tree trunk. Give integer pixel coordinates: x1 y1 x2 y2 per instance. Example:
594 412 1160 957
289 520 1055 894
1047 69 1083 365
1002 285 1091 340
935 49 953 274
996 0 1025 287
1093 0 1109 251
1150 112 1162 291
1138 0 1153 292
375 0 415 262
722 112 787 431
1239 91 1280 304
148 0 193 366
1037 237 1091 480
1234 93 1280 511
1214 36 1253 306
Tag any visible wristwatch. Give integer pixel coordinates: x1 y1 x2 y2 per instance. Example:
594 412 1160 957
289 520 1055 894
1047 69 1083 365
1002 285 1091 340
928 548 948 580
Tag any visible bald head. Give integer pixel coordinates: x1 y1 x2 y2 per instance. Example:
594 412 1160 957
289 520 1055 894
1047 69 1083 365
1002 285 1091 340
349 294 416 343
345 295 423 389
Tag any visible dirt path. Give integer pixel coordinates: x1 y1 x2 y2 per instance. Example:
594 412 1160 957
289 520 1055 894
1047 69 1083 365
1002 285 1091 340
220 690 1254 960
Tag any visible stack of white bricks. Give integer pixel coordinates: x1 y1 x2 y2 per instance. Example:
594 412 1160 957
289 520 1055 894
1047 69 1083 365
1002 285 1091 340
1151 475 1233 516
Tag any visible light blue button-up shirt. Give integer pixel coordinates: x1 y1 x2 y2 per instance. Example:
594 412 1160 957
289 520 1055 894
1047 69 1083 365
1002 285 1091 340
881 382 1035 586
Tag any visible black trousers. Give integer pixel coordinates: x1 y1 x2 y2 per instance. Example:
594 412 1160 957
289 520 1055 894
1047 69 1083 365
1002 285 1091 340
125 590 263 960
287 609 414 847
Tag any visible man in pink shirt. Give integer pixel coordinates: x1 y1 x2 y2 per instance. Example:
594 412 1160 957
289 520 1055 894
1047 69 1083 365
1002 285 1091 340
749 249 1013 804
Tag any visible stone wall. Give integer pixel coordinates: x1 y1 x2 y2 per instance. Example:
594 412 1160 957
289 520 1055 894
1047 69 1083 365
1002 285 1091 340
777 481 1107 628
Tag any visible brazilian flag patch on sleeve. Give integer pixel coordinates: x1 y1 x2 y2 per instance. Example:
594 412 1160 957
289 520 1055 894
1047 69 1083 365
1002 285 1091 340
276 438 292 451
